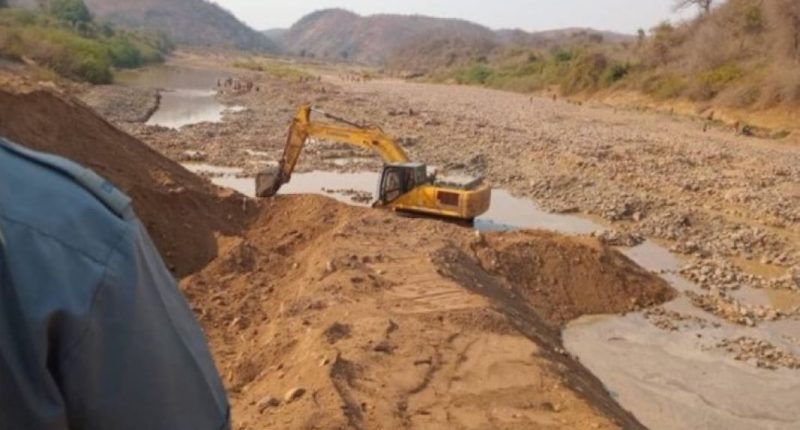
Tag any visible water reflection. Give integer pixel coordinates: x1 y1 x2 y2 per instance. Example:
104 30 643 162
117 65 226 129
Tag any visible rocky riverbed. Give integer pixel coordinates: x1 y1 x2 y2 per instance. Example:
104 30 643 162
84 57 800 371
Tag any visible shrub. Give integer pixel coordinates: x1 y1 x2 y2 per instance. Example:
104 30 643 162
0 8 169 83
688 64 744 100
561 52 608 94
742 3 766 34
49 0 92 27
0 8 38 26
604 63 630 84
106 35 141 68
456 64 493 85
26 28 112 83
132 40 164 64
703 64 743 86
0 27 23 59
641 73 688 99
647 22 676 66
553 48 575 63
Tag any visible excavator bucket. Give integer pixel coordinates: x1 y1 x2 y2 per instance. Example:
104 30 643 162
256 112 309 198
255 165 282 197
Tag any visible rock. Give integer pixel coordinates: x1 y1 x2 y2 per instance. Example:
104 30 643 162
592 230 644 247
284 387 306 403
257 395 280 413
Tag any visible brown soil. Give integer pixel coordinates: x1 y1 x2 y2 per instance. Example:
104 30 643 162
184 195 673 430
0 84 257 277
454 232 675 326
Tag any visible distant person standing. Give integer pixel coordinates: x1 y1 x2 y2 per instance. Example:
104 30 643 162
0 138 230 430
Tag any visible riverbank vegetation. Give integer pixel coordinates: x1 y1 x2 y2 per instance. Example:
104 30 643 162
233 59 312 82
0 1 173 83
431 0 800 109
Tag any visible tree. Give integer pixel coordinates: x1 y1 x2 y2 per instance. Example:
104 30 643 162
648 22 676 66
49 0 92 26
0 0 7 9
674 0 714 15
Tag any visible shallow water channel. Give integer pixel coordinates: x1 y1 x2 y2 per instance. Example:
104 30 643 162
117 65 239 129
184 165 800 428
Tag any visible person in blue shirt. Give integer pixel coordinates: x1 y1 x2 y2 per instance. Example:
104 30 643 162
0 137 230 430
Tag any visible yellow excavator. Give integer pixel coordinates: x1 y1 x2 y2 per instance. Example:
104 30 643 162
256 105 491 221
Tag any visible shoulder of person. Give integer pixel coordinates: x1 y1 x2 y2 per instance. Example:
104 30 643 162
0 137 134 262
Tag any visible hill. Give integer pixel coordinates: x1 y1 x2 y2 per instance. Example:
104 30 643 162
278 9 498 65
276 9 634 73
496 27 634 47
7 0 278 52
261 27 287 42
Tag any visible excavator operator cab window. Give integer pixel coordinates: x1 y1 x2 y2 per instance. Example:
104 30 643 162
381 168 403 203
379 163 426 204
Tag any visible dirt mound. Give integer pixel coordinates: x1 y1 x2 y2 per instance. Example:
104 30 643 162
468 232 676 326
0 86 256 276
184 194 673 429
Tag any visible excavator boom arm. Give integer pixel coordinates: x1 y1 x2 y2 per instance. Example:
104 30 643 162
257 105 409 197
306 123 409 163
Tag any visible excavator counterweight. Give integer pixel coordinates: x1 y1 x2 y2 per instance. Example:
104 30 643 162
257 105 491 221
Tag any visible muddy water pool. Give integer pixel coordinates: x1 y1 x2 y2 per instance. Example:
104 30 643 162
117 66 242 129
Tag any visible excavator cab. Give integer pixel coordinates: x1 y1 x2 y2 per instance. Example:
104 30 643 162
376 161 491 221
377 163 428 205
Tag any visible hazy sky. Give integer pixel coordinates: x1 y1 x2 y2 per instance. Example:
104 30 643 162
212 0 693 34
